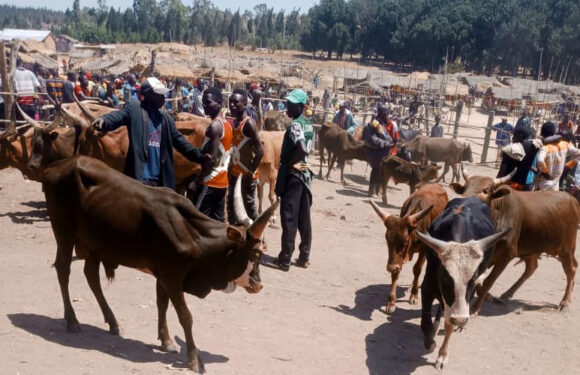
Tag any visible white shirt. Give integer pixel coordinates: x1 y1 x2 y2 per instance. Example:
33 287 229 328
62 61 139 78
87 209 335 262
13 67 40 95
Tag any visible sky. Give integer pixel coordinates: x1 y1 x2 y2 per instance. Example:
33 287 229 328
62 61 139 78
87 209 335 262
0 0 315 13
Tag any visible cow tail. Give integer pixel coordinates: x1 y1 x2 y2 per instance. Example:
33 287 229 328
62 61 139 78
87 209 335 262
103 261 117 282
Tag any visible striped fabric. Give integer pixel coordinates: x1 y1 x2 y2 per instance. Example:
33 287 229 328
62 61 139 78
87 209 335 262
536 140 580 191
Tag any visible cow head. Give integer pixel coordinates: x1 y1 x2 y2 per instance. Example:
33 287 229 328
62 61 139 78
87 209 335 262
450 163 515 199
461 143 473 163
416 228 511 327
419 163 442 182
25 104 86 170
370 200 433 273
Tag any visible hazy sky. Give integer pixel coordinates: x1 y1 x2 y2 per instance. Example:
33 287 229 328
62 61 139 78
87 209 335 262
1 0 314 13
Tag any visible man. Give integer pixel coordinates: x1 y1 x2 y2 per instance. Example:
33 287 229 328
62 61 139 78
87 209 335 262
13 59 42 119
227 89 263 225
333 100 356 136
62 72 76 103
45 70 65 106
492 117 514 165
535 121 580 191
192 78 206 116
559 114 574 133
91 77 209 190
515 110 531 130
275 89 314 271
322 88 331 110
122 74 138 103
375 104 398 155
245 88 262 122
430 114 444 137
363 117 394 197
497 125 542 191
408 95 420 117
190 87 232 222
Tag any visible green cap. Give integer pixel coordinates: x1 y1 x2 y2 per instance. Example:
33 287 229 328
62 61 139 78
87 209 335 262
286 89 307 105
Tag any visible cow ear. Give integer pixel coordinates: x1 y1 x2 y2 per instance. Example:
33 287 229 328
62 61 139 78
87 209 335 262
449 182 465 194
226 226 246 246
490 187 511 200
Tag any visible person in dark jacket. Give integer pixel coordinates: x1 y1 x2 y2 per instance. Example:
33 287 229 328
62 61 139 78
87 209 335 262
363 118 394 197
91 77 210 190
496 124 542 191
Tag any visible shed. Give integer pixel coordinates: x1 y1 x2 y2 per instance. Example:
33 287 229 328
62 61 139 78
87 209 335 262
0 29 55 51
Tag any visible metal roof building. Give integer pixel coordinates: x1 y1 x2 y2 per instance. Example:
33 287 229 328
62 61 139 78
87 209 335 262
0 29 52 42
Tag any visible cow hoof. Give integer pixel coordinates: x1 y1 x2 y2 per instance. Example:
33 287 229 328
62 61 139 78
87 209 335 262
424 339 436 352
434 356 447 370
559 301 570 311
189 359 206 374
66 321 81 333
409 295 418 305
499 292 513 300
109 326 122 335
386 304 396 315
160 342 178 353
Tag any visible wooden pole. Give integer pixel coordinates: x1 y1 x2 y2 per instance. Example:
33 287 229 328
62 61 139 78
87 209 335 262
452 102 462 139
481 110 494 164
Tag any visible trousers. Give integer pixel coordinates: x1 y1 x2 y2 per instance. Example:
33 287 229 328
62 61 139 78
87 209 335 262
278 174 312 267
227 173 259 225
190 184 227 222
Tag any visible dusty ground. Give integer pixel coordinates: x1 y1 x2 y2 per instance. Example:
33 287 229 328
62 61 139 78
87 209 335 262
1 135 579 375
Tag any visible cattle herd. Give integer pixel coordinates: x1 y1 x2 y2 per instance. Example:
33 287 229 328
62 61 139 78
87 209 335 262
0 99 578 373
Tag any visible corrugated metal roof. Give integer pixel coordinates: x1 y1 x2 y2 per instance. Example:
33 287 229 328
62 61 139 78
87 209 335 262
0 28 52 42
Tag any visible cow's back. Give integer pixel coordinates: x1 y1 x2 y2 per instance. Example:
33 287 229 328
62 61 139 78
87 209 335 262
401 183 448 233
173 118 210 192
423 138 461 162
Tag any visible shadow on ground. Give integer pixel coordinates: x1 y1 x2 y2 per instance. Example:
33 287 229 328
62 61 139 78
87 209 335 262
0 201 48 224
8 313 228 368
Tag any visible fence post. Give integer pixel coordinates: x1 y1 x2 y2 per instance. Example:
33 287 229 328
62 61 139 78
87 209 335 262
452 104 462 139
424 104 430 135
481 111 495 164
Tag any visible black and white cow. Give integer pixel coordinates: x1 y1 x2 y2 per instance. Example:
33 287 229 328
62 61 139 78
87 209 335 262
416 197 510 369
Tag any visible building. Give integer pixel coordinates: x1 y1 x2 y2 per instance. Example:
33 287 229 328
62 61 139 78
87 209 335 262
55 34 78 53
0 28 55 51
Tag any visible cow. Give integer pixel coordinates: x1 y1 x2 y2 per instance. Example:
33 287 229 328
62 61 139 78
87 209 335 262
0 126 39 181
379 156 441 205
369 183 448 314
416 197 510 369
405 136 473 182
450 166 579 312
43 156 278 373
261 110 291 131
469 186 580 313
257 130 284 220
318 122 367 184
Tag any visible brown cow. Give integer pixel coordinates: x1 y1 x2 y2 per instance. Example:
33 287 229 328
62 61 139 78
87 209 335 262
370 184 448 314
405 136 473 182
261 110 291 131
450 166 579 312
0 126 39 180
318 122 367 184
470 186 580 313
257 130 284 219
43 156 278 373
379 156 441 205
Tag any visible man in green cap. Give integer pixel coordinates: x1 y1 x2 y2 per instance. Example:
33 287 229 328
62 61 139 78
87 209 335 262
274 89 314 271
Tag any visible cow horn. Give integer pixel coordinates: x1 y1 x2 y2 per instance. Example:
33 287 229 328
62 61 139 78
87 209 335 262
415 231 449 255
248 198 279 239
233 175 252 228
476 228 511 252
369 200 391 222
15 102 41 128
407 204 433 226
73 93 97 122
59 104 90 129
492 168 516 187
461 162 471 181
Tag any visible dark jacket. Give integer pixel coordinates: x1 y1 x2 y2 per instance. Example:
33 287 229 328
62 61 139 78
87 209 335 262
362 123 393 168
100 100 203 190
497 139 539 185
62 80 75 103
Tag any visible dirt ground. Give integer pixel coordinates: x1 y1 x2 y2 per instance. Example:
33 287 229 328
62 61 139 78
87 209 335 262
1 132 580 375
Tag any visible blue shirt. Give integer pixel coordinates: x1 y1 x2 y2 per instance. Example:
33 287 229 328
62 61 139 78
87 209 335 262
143 113 162 181
492 122 514 146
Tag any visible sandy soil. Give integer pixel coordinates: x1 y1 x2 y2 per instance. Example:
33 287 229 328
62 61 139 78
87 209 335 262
0 104 578 375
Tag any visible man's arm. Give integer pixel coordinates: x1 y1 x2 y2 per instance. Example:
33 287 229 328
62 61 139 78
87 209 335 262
169 116 205 164
536 148 548 173
242 117 263 173
98 105 131 132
